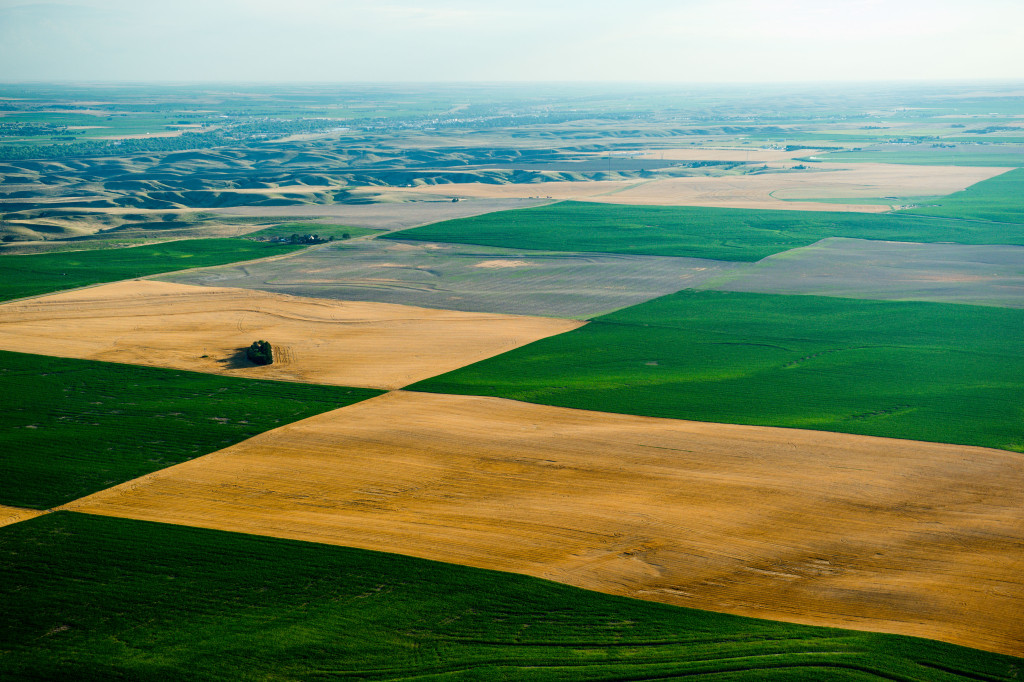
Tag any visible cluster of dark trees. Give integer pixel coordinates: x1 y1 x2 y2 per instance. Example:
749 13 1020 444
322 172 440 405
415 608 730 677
246 340 273 366
288 233 337 244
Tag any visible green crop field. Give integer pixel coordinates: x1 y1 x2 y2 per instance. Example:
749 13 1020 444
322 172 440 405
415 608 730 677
1 512 1018 681
901 167 1024 223
0 239 306 302
384 201 1024 262
0 350 381 509
411 290 1024 452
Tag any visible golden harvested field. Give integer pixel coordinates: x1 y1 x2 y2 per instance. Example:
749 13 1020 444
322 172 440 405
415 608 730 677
582 163 1010 210
400 180 637 201
63 391 1024 657
0 281 580 389
395 163 1008 212
0 505 45 528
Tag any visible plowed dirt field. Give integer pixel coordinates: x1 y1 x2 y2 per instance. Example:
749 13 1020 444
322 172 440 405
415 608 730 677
62 391 1024 657
158 239 742 318
0 281 581 389
706 237 1024 307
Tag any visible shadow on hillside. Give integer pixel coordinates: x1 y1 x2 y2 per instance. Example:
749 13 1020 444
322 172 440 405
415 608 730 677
218 348 257 370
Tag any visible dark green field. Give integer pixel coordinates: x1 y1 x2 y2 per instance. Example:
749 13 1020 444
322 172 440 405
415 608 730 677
0 350 381 509
1 512 1018 681
0 238 305 302
901 167 1024 222
384 200 1024 261
411 289 1024 451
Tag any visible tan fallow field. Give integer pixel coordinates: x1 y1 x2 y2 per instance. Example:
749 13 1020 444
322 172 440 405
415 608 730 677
0 505 45 528
0 281 581 390
62 391 1024 657
399 180 637 201
395 163 1009 212
581 163 1010 210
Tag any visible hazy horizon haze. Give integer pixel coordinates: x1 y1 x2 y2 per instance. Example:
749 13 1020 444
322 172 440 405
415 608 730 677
1 0 1022 83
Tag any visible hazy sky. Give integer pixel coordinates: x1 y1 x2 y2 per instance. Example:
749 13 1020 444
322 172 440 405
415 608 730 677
1 0 1022 83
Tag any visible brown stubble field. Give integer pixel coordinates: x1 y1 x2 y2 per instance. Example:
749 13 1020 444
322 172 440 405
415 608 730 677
62 391 1024 657
0 281 581 389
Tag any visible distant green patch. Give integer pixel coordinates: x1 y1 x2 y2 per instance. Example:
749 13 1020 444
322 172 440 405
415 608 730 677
0 350 381 509
901 167 1024 223
412 290 1024 451
0 238 305 302
244 222 381 240
1 513 1018 681
385 201 1024 262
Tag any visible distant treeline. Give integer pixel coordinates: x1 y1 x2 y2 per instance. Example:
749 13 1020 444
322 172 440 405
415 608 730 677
0 123 80 138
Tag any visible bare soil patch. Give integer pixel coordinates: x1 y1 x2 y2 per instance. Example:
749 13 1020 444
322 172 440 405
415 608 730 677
707 238 1024 308
63 391 1024 657
0 505 44 528
0 281 580 389
473 259 532 269
158 240 740 318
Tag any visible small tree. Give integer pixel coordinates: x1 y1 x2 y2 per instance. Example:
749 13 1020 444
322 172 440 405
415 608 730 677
246 340 273 365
